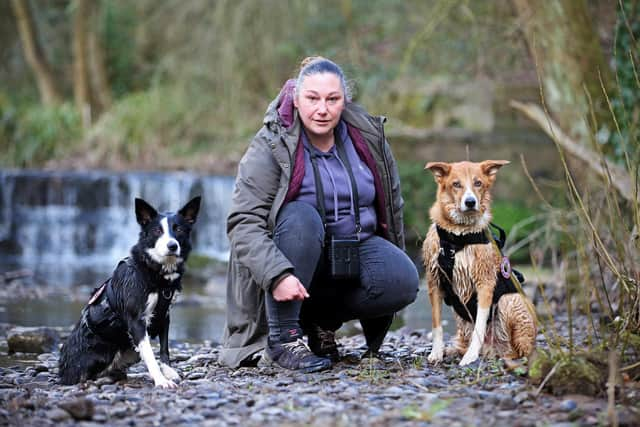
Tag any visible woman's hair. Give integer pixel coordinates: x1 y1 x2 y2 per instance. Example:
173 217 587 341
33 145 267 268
294 56 352 101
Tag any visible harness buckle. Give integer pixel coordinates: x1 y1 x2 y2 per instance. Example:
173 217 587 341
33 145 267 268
162 289 174 300
500 256 512 279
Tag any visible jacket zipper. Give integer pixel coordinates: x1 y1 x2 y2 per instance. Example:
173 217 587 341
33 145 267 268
378 116 397 241
268 134 293 231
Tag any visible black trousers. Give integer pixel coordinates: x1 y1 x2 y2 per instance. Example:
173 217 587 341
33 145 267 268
265 201 419 347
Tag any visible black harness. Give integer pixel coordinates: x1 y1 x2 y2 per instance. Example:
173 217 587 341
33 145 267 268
83 257 177 341
436 223 524 323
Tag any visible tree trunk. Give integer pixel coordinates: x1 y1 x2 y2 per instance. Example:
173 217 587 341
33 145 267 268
88 3 112 113
10 0 62 107
511 0 614 142
73 0 91 128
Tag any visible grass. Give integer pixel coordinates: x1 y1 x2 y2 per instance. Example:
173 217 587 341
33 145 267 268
401 399 450 422
521 27 640 406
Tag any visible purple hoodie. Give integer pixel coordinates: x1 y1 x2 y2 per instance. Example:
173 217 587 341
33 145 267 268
276 79 389 239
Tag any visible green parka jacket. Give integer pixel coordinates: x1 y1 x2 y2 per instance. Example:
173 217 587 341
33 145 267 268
219 83 406 368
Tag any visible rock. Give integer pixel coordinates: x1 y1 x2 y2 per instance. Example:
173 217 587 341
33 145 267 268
187 371 206 380
559 399 577 412
59 397 94 420
528 349 605 396
47 408 71 422
7 327 59 354
476 390 501 404
0 323 635 427
498 397 518 410
32 372 50 383
514 391 530 404
110 404 130 418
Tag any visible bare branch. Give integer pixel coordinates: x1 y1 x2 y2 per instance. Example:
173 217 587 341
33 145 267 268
510 100 635 202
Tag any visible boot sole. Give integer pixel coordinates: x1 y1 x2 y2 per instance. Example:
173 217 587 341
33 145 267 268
258 354 332 373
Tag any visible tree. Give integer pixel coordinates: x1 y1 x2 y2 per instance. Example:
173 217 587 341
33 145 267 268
511 0 614 142
88 6 113 114
10 0 62 106
12 0 112 126
73 0 112 126
73 0 91 127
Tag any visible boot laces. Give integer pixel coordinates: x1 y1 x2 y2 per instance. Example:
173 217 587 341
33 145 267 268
282 339 312 355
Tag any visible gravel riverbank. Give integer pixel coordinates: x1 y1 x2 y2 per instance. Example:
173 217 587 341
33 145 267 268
1 318 639 427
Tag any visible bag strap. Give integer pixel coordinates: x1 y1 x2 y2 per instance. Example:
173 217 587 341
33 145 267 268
334 133 361 234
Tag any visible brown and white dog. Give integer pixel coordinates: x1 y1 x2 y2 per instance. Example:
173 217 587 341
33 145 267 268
422 160 536 366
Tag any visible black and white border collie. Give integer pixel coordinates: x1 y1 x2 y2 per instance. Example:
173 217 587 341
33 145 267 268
59 196 201 388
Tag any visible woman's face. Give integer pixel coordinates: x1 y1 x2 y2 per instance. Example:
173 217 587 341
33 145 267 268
294 72 345 140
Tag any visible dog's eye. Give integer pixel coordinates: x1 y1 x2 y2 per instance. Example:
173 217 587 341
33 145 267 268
152 227 163 236
452 181 462 189
474 180 482 187
173 224 184 234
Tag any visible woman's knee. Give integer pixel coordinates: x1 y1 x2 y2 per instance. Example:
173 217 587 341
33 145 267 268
380 255 419 309
274 201 324 247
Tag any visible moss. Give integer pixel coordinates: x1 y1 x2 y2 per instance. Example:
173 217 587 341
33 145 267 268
528 349 606 396
528 349 553 384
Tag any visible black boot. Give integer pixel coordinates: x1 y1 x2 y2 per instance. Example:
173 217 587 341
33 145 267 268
360 315 394 358
261 331 332 373
306 324 340 363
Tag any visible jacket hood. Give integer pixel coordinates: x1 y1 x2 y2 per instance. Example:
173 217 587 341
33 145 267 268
264 79 296 129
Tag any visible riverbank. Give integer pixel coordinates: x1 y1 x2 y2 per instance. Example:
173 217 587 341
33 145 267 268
1 316 638 427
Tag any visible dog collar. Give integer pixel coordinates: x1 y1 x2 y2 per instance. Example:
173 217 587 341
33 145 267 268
435 225 489 251
435 222 507 252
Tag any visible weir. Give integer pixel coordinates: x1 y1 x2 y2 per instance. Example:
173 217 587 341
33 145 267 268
0 169 235 287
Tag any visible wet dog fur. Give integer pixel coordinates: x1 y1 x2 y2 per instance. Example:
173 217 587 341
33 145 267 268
421 160 536 366
58 197 201 388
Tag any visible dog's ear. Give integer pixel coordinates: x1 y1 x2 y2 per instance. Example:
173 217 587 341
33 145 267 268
179 196 201 224
135 198 158 226
480 160 509 178
425 162 451 183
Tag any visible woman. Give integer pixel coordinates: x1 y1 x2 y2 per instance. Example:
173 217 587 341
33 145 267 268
220 57 419 372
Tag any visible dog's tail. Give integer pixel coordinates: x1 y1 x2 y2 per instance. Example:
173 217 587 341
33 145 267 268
58 319 97 385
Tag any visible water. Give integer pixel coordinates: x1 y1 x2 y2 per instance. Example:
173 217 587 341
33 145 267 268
0 169 235 286
0 169 455 345
0 280 227 344
0 281 453 344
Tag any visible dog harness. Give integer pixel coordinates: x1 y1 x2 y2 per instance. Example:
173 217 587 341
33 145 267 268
436 223 524 323
83 257 177 342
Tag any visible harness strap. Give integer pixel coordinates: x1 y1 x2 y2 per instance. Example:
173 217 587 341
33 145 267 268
436 224 521 323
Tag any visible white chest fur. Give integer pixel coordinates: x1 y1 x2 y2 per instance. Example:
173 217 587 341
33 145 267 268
143 292 159 326
452 249 476 301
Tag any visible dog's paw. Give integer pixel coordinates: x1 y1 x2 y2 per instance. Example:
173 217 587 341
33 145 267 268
160 363 181 381
427 351 443 364
427 345 444 364
459 351 479 366
154 376 178 389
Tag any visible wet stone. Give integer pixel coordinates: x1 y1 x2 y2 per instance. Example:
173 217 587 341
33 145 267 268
59 397 94 421
514 391 530 404
187 371 206 380
0 323 636 427
498 396 519 410
559 399 578 412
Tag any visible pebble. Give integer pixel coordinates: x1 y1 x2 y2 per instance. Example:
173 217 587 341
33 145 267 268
47 408 71 422
0 325 636 427
559 399 578 412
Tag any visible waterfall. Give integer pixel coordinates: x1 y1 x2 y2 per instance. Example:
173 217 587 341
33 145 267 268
0 169 235 286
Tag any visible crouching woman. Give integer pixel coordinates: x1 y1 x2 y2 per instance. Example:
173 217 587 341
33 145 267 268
219 57 419 372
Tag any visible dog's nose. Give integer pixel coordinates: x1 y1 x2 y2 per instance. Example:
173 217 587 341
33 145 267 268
167 241 179 252
464 198 476 208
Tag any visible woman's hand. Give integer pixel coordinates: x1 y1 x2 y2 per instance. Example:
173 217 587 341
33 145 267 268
272 274 310 301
